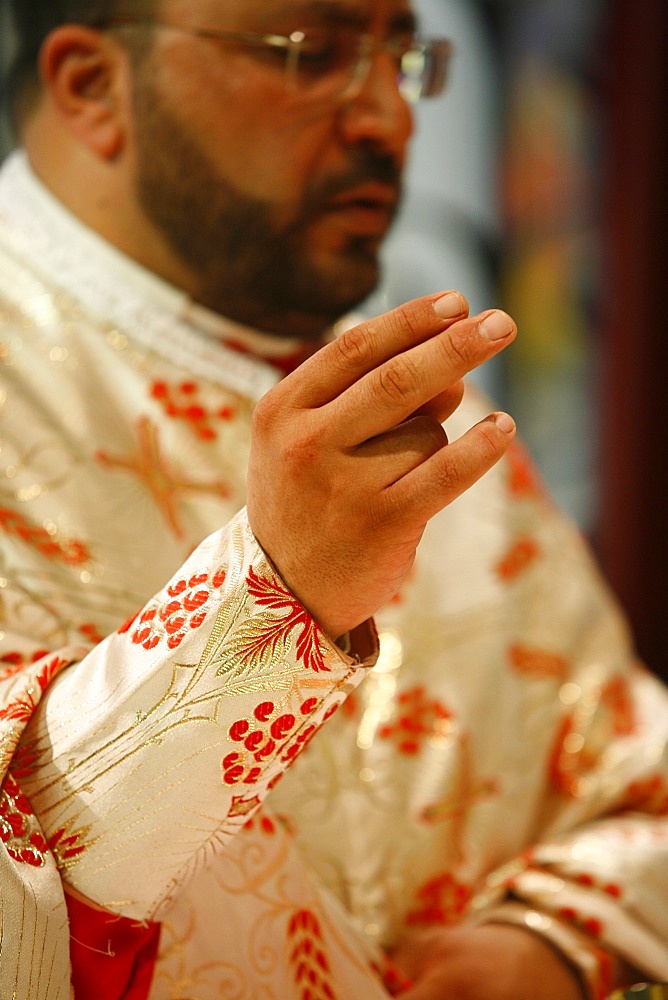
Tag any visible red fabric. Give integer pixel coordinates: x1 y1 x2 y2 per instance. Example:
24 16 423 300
223 337 321 376
65 890 161 1000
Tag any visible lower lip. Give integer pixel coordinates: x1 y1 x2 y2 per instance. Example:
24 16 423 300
324 203 393 236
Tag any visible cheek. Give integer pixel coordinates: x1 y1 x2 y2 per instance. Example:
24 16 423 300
164 46 337 208
204 105 334 205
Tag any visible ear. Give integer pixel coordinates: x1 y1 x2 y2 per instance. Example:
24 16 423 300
39 25 130 160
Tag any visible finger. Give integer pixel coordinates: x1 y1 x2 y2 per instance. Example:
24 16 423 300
332 310 516 446
357 415 449 486
414 379 465 425
282 291 469 407
389 411 516 523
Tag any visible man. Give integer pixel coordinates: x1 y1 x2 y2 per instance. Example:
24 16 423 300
0 1 666 998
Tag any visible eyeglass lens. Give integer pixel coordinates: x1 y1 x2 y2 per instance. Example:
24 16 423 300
285 27 451 103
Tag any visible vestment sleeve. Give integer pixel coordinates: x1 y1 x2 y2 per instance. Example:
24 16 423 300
13 508 378 921
475 660 668 999
465 453 668 1000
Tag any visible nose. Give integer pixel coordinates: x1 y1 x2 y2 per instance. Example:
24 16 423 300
336 49 414 157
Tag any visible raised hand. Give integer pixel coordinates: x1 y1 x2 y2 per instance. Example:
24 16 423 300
247 291 517 638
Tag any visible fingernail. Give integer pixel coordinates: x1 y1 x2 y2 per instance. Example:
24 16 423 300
480 311 515 341
493 411 516 434
433 291 465 319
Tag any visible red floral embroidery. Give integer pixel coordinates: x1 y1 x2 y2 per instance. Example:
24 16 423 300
117 609 140 635
573 871 623 900
221 750 262 787
48 824 88 868
378 686 453 755
373 957 415 997
78 622 105 645
557 906 604 940
508 644 569 681
0 774 46 867
288 909 338 1000
621 774 668 815
0 692 36 726
0 505 90 566
1 649 51 681
242 811 278 836
282 703 339 765
0 655 67 724
600 676 635 736
506 441 546 500
244 567 329 673
0 775 85 868
340 690 360 720
222 697 327 785
549 675 638 798
129 569 227 651
549 714 597 797
496 537 541 581
7 740 40 781
407 872 473 926
151 380 237 441
1 774 88 870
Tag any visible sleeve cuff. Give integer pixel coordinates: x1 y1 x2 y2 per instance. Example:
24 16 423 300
476 900 615 1000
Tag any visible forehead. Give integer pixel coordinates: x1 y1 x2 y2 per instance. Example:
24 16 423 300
174 0 417 28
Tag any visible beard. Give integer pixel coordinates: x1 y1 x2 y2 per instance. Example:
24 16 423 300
131 73 404 338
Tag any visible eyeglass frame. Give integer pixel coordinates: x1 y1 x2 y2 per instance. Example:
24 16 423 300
98 16 454 105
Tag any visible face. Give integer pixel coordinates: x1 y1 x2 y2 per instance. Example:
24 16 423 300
129 0 415 337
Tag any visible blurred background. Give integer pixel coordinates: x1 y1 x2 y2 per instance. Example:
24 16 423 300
367 0 668 681
1 0 667 677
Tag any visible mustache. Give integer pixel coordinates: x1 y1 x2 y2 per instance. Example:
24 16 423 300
303 149 403 210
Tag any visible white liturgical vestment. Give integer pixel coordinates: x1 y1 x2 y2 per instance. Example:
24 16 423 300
1 152 667 1000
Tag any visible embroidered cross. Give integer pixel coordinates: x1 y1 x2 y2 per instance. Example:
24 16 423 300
96 416 229 538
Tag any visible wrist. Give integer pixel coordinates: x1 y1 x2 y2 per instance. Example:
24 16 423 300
477 902 612 999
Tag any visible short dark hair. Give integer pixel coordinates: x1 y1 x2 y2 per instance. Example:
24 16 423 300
4 0 155 132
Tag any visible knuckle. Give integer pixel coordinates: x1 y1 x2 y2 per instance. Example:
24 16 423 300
336 324 374 367
377 355 421 403
250 395 275 439
370 298 429 352
252 392 308 458
279 416 327 472
438 327 475 371
281 426 321 469
395 297 429 340
433 424 504 494
435 450 465 492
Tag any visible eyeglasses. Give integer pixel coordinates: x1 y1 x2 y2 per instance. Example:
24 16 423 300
102 17 453 106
